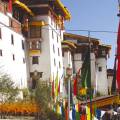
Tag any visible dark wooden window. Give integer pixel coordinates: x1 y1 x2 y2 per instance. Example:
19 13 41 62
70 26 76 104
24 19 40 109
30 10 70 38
0 50 2 56
32 56 39 64
11 34 14 45
52 31 54 39
23 58 25 64
30 26 41 38
62 51 64 57
98 67 102 72
0 28 2 39
13 54 15 61
22 40 24 50
53 44 55 53
57 36 58 43
59 61 61 68
30 41 41 50
58 48 60 56
54 58 56 66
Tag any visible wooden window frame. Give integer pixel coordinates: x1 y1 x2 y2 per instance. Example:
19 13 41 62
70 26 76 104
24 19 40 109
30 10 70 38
32 56 39 64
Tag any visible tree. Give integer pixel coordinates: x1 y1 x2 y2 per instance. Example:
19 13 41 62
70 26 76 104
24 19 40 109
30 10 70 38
34 80 51 119
0 74 19 103
35 80 64 120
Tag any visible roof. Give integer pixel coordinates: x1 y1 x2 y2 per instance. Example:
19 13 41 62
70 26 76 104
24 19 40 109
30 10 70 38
62 41 77 49
22 0 71 20
13 0 34 16
55 0 71 20
64 32 100 45
99 44 112 50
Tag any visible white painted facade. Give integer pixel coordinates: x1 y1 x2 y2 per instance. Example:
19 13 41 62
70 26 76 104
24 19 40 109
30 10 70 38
73 52 108 95
74 53 82 73
0 12 27 89
90 52 96 87
96 57 108 95
29 15 64 92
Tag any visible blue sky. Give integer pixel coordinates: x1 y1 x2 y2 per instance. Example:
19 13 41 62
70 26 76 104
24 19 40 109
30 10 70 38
61 0 119 68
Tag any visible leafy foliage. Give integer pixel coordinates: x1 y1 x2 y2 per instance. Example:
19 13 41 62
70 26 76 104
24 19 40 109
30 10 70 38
35 80 51 110
34 80 65 120
0 74 19 103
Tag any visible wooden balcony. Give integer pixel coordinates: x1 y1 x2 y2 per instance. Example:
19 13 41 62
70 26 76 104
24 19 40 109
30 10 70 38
28 40 41 56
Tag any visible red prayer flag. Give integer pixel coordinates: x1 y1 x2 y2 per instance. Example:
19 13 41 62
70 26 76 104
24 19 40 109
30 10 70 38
73 76 77 96
116 21 120 91
8 0 12 13
65 108 69 120
80 115 86 120
58 80 60 94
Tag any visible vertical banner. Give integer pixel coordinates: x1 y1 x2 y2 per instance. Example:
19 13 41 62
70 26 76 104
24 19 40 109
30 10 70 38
116 21 120 91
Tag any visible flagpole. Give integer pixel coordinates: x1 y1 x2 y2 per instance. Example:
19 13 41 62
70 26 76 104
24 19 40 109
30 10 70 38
116 0 120 95
88 31 92 120
66 67 72 120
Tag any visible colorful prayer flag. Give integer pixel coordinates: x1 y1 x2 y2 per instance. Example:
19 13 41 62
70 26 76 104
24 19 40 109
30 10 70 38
58 80 60 94
55 72 59 97
73 76 77 96
8 0 12 13
116 21 120 91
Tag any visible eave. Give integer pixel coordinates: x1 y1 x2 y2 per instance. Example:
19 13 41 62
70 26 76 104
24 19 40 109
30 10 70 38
13 0 34 16
55 0 71 20
64 32 100 45
62 40 77 49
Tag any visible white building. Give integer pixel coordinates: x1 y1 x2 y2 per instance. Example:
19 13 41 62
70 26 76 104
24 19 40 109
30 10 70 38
0 0 112 97
0 0 28 89
63 32 111 95
0 0 71 97
25 0 71 94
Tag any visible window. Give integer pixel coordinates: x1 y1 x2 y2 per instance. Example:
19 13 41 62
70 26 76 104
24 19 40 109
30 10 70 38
57 36 59 43
30 26 41 38
54 58 56 66
30 41 41 50
52 31 54 39
22 40 24 50
53 44 55 53
23 58 25 64
0 28 1 39
11 34 14 45
98 67 102 72
102 50 106 55
0 50 2 56
59 61 61 68
12 54 15 61
58 48 60 56
62 51 64 57
32 56 39 64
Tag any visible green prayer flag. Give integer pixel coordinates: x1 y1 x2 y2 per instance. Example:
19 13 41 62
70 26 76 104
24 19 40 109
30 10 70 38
81 48 91 89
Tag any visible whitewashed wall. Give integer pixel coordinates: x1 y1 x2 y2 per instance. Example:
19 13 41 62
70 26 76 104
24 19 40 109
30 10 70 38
0 13 27 89
29 15 64 92
96 57 108 95
74 53 82 73
91 53 96 87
